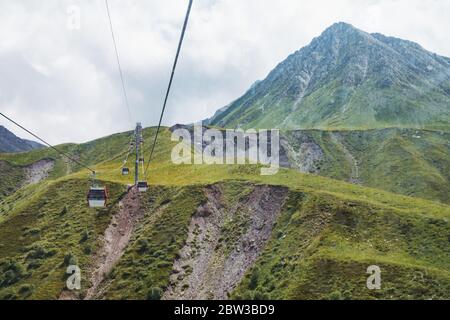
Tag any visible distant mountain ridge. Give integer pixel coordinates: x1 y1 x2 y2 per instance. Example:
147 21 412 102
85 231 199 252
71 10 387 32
208 22 450 131
0 125 43 153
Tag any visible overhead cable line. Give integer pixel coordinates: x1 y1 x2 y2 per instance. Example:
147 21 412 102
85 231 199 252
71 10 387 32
105 0 133 126
115 135 134 170
144 0 194 178
0 112 96 174
140 138 145 178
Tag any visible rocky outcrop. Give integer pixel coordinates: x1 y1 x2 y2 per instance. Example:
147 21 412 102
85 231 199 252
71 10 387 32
280 131 324 173
23 159 54 186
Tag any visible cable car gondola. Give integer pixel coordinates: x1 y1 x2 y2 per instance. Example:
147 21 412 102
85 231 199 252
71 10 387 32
137 181 148 192
122 167 130 175
87 187 108 207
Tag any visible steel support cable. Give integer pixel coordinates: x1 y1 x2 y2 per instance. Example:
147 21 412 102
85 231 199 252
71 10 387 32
124 133 134 165
0 112 96 174
105 0 133 127
140 139 145 179
144 0 193 178
115 133 134 170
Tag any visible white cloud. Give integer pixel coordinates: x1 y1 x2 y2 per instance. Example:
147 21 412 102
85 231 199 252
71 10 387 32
0 0 449 144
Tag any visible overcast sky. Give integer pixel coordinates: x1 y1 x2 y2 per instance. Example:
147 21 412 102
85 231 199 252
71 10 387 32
1 0 449 144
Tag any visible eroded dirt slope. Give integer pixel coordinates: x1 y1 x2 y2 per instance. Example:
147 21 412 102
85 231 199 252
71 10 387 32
85 188 144 299
23 159 55 185
163 184 288 300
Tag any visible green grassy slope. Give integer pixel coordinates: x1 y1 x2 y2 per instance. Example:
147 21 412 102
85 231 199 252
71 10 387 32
0 179 125 299
232 191 450 300
2 127 447 204
0 161 25 199
282 128 450 204
336 129 450 203
0 127 448 300
0 128 164 197
216 80 450 132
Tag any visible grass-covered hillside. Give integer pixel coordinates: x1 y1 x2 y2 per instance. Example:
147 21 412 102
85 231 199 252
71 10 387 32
282 128 450 204
0 126 448 300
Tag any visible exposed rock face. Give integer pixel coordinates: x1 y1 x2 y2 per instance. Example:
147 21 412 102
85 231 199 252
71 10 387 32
280 131 324 173
23 159 54 186
0 126 43 153
169 124 290 167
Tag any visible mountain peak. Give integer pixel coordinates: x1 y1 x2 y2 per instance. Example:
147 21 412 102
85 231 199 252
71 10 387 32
324 22 358 33
316 22 374 45
209 23 450 131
